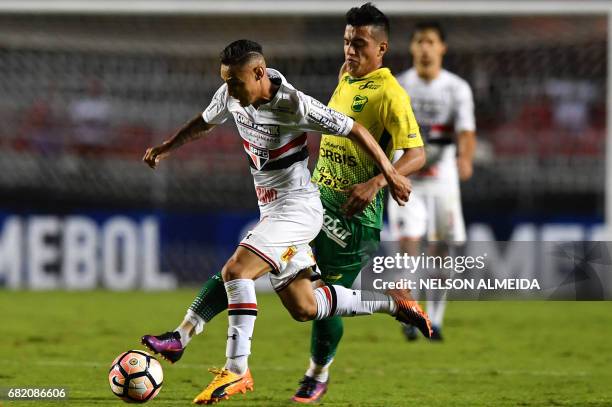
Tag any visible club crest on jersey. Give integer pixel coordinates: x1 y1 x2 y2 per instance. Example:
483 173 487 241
246 143 269 169
351 95 368 112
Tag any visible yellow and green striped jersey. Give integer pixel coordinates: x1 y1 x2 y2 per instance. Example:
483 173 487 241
312 67 423 229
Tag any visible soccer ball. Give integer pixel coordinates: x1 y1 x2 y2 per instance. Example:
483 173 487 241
108 350 163 403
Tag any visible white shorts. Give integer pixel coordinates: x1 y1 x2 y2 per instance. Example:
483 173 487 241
239 194 323 291
387 186 466 243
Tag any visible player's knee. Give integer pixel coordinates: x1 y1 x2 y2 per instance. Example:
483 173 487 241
289 303 317 322
221 257 247 281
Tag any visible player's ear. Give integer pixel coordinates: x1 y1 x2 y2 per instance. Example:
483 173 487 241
378 41 388 57
253 65 265 81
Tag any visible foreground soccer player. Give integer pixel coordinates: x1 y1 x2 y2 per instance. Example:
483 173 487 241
143 39 431 404
387 21 477 341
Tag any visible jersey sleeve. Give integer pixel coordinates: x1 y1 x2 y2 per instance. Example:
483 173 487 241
453 80 476 133
381 82 423 150
297 91 354 136
201 84 231 125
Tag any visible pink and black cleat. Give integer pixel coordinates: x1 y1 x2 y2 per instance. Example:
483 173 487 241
291 376 328 404
141 331 184 363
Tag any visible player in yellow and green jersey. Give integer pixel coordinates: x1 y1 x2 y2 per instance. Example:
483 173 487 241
292 3 428 403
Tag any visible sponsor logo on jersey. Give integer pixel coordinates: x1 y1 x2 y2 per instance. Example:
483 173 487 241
315 167 351 191
319 147 357 167
255 186 278 204
351 95 368 112
281 245 298 263
322 212 352 248
235 113 280 136
358 80 381 90
307 110 343 135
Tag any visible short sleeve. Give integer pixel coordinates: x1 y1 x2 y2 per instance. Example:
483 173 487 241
454 81 476 132
202 84 231 125
382 83 423 150
298 92 354 136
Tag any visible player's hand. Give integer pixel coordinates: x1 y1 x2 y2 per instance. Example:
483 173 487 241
457 157 473 181
341 179 380 218
386 172 411 206
143 143 171 169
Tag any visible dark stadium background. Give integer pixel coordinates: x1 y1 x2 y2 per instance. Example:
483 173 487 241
0 9 606 286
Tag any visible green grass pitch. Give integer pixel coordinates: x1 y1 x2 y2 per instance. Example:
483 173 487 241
1 290 611 406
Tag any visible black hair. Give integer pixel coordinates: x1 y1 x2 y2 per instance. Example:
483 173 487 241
412 21 446 42
219 39 263 66
345 2 390 37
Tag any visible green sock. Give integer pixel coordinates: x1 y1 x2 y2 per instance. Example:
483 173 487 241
188 271 228 322
311 316 344 366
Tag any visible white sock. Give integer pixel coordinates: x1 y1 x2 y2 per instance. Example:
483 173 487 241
313 285 397 320
175 309 206 347
224 279 257 375
427 300 446 328
305 358 333 383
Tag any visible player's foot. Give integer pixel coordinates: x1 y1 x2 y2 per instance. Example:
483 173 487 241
141 331 184 363
430 325 444 341
401 323 419 341
291 375 328 403
386 289 433 339
193 368 254 405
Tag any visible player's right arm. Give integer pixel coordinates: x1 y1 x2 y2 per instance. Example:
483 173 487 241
298 94 410 206
143 115 215 169
143 84 231 169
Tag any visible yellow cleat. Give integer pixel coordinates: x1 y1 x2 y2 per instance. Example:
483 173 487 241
193 368 254 405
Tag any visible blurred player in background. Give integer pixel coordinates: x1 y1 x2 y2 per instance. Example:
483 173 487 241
387 21 477 341
291 4 429 403
142 39 430 405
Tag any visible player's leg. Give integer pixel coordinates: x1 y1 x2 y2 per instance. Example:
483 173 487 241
141 271 228 363
279 258 431 404
275 265 431 330
193 246 270 404
388 189 428 341
195 195 325 404
291 205 376 402
426 191 466 340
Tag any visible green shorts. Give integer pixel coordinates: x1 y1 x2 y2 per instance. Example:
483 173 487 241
313 202 381 288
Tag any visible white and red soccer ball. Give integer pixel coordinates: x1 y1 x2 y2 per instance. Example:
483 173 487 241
109 350 163 403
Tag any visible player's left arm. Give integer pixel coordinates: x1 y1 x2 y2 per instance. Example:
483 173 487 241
455 80 477 181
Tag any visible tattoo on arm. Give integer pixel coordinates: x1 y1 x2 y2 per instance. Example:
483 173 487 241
167 114 214 150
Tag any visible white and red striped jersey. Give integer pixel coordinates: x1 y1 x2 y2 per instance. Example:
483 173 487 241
395 68 475 187
202 68 354 207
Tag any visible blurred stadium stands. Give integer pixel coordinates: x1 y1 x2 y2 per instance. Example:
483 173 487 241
0 14 606 216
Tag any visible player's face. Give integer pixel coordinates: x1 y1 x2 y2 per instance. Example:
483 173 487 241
344 25 387 78
410 29 446 72
220 63 259 107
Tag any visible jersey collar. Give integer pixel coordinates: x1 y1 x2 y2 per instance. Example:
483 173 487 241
344 67 390 84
